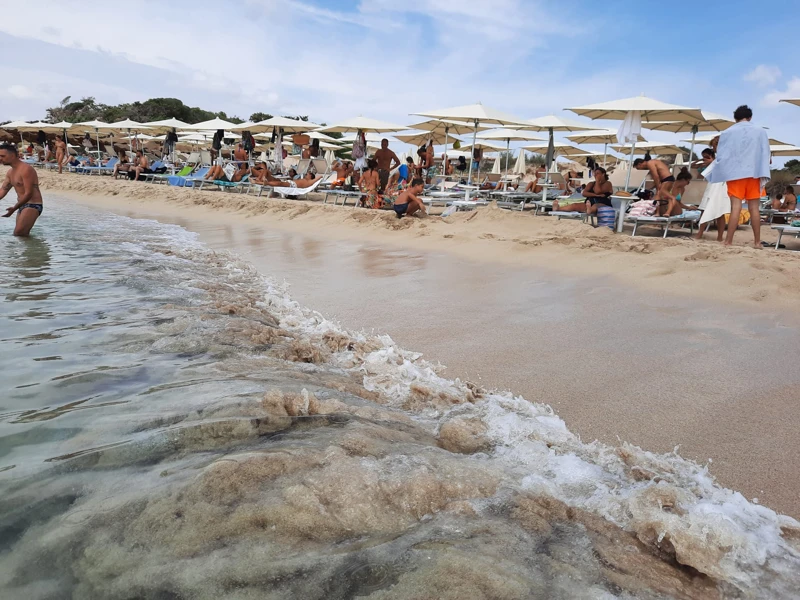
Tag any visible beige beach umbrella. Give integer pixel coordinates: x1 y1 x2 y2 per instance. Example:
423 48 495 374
0 120 31 143
522 141 588 158
307 130 339 142
513 149 526 175
394 130 450 146
518 116 594 187
318 141 341 150
769 144 800 157
410 103 529 186
779 99 800 107
641 111 733 165
478 128 545 183
565 128 645 168
610 141 685 156
491 153 502 174
407 119 490 166
184 117 238 131
316 116 408 134
233 116 321 134
143 117 191 133
72 120 112 158
459 140 507 152
681 132 788 146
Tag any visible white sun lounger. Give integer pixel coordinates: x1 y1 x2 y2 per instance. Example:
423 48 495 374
771 225 800 249
625 214 700 238
272 176 325 199
449 200 490 211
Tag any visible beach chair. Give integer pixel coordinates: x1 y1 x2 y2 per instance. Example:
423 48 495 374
199 150 212 166
310 158 329 177
625 213 700 238
78 157 119 176
770 225 800 250
174 167 210 188
294 158 311 176
149 165 194 184
271 176 325 199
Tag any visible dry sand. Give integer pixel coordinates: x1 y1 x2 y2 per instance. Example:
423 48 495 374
12 169 800 518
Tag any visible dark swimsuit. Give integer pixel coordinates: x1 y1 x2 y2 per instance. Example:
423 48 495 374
586 182 613 207
393 203 409 217
661 176 675 183
19 203 43 215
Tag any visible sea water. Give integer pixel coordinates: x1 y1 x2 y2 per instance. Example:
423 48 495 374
1 202 798 599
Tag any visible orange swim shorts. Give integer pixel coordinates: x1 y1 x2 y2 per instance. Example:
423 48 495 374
726 177 763 201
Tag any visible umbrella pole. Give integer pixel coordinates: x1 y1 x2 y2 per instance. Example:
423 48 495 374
618 140 637 233
504 138 510 190
687 127 698 172
465 120 478 200
603 142 608 169
443 128 449 190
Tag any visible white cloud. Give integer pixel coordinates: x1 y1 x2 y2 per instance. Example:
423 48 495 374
744 64 782 87
762 77 800 106
8 84 36 99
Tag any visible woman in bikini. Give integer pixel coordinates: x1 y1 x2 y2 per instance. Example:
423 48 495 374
554 166 613 212
359 158 381 208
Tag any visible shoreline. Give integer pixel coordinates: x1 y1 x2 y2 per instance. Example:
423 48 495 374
24 168 800 315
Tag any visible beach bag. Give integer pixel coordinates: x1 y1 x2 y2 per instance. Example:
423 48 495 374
241 131 254 153
292 134 310 146
628 199 657 217
212 129 224 151
352 131 366 159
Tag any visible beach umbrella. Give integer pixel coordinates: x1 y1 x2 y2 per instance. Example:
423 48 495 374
0 120 31 143
307 130 339 142
680 131 788 146
565 128 645 168
105 119 153 159
324 149 335 166
769 144 800 157
316 116 408 134
569 152 622 167
410 103 529 189
513 149 526 175
394 130 450 146
184 117 238 130
459 140 507 152
72 120 111 159
477 128 545 186
233 116 321 134
406 119 489 177
143 117 191 133
610 141 685 156
567 95 704 230
779 99 800 107
318 141 341 150
491 154 502 175
522 141 588 157
642 111 733 166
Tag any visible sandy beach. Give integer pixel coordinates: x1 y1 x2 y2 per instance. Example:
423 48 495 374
18 169 799 519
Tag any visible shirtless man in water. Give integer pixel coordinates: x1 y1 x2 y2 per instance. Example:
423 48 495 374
54 135 67 174
374 139 400 193
0 143 44 236
633 154 675 209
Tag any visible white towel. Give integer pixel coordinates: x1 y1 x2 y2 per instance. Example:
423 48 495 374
705 121 770 184
617 111 642 145
699 162 731 224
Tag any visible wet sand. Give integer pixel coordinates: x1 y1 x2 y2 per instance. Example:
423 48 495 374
60 193 800 519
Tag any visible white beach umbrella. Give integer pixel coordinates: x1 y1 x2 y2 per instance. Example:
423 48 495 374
307 130 339 142
410 103 529 188
769 144 800 157
185 117 238 131
394 130 450 146
318 141 341 150
316 116 408 134
1 120 30 142
143 117 191 134
459 140 507 152
233 116 321 134
324 149 335 166
478 128 545 185
681 132 788 146
642 111 733 165
513 149 526 175
610 141 685 156
72 120 111 157
779 99 800 107
522 141 587 158
407 119 490 173
565 128 645 168
491 154 502 175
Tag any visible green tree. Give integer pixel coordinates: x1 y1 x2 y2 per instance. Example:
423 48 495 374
249 112 273 122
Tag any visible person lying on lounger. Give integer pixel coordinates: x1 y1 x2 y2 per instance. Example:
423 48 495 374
657 167 693 216
331 160 353 186
270 172 322 188
204 162 249 183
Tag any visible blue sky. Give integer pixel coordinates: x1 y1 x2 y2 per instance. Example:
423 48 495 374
1 0 799 154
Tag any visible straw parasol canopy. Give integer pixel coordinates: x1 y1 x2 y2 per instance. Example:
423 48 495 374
317 116 408 134
410 103 529 186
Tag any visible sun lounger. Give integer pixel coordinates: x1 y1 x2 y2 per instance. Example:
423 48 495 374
625 213 700 238
272 176 325 199
149 165 194 184
174 167 210 188
323 189 363 206
771 225 800 250
448 200 490 211
77 157 119 175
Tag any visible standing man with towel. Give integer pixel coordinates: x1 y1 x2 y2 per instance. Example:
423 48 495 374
706 105 771 247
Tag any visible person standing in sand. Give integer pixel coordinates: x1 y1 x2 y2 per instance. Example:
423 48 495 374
633 154 675 206
54 135 67 174
705 105 771 248
0 143 44 237
374 139 400 194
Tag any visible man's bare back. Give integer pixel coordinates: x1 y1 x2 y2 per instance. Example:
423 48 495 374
374 148 399 172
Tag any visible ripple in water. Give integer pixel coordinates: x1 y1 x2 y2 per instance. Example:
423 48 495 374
0 202 798 599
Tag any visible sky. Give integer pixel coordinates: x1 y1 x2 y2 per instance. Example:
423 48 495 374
1 0 799 158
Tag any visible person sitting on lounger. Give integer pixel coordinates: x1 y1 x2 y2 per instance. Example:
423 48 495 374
522 165 547 193
112 154 130 178
249 162 272 184
234 143 248 165
657 167 693 216
633 154 674 202
772 186 797 211
132 150 150 181
205 162 249 183
331 160 353 187
393 178 427 218
554 166 613 212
